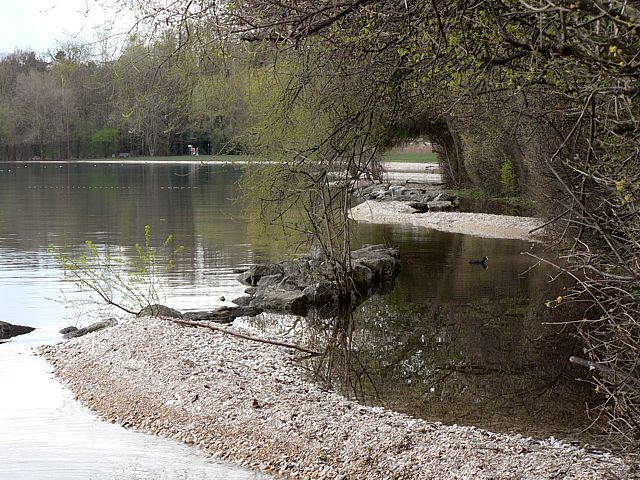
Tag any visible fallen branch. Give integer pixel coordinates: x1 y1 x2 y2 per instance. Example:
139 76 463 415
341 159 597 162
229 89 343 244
570 356 640 388
165 317 323 356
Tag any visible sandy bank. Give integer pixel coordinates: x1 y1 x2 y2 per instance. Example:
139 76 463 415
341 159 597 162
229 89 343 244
351 200 546 242
41 317 634 479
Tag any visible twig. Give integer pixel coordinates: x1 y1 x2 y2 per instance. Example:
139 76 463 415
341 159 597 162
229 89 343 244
528 207 571 234
165 317 323 356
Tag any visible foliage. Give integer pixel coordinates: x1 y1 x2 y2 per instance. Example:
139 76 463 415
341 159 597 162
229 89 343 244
49 225 184 317
110 0 640 446
500 159 519 197
90 127 118 157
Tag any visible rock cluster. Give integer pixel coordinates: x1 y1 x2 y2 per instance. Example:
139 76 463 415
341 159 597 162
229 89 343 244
40 317 636 479
234 244 400 316
357 184 460 212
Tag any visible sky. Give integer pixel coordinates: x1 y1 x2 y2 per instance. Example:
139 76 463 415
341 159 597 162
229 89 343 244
0 0 127 56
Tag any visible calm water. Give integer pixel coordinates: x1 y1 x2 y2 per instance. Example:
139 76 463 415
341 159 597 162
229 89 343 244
0 161 597 478
0 162 268 480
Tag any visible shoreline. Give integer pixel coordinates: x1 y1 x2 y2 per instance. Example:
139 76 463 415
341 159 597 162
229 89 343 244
351 200 546 242
40 317 635 479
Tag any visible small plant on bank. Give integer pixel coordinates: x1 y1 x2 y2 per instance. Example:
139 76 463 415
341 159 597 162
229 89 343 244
49 225 184 317
500 159 520 197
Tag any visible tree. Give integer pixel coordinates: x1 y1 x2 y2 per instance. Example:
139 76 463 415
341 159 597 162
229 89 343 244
116 0 640 445
90 127 118 157
12 70 66 160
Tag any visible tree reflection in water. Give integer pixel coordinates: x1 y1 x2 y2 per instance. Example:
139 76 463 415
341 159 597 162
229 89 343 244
243 291 601 444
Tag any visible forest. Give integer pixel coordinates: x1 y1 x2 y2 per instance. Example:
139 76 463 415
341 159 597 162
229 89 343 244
0 38 256 161
1 0 638 447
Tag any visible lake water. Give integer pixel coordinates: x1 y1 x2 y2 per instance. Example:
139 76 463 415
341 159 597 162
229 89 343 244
0 162 599 478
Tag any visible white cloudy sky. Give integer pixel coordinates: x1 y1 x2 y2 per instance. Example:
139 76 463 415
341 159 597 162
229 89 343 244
0 0 129 55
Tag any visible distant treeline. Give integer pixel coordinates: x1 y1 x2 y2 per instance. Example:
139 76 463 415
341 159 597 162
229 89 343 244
0 37 258 161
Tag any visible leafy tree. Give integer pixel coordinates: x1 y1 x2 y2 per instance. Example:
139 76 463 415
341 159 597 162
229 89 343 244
116 0 640 445
90 127 118 157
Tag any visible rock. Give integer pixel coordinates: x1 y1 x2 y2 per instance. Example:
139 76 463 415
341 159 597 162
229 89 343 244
250 289 310 316
303 281 338 309
63 318 117 339
434 192 457 203
183 306 263 324
257 274 283 288
408 201 430 213
59 326 79 335
137 304 184 319
237 264 284 286
389 185 406 197
0 321 35 340
231 296 252 306
351 244 400 286
427 200 454 212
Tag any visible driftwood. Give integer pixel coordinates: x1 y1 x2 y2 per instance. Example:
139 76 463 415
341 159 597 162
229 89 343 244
165 317 323 356
570 356 640 388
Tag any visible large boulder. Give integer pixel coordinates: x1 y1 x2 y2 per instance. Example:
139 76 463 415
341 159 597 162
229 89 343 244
351 244 400 286
250 288 311 316
0 321 35 340
237 263 284 286
303 281 339 310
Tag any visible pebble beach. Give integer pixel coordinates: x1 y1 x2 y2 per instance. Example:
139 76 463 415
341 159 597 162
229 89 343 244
40 317 636 479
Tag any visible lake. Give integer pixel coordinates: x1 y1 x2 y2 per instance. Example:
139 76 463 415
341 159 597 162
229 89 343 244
0 162 598 478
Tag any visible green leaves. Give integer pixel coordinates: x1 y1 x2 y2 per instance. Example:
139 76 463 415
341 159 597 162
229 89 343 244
49 225 183 317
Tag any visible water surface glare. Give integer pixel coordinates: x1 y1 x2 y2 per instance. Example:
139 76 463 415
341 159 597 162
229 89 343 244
0 340 266 480
0 162 268 479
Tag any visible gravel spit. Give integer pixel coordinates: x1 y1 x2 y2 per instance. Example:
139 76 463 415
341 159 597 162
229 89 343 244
351 200 546 242
41 317 636 479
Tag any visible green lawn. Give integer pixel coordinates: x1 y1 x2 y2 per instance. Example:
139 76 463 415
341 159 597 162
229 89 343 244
383 151 438 163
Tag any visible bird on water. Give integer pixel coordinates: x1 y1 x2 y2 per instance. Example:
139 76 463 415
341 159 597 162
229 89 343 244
469 256 488 268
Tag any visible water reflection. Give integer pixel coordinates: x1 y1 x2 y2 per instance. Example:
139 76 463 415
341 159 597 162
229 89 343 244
0 161 599 470
243 223 597 443
0 162 272 479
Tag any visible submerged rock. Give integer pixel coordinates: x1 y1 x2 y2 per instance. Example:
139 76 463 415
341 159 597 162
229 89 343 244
0 321 35 340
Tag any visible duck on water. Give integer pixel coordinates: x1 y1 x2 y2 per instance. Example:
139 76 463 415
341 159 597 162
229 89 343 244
469 256 488 268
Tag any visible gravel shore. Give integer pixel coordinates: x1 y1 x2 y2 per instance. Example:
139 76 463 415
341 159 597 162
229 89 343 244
41 317 636 479
351 200 546 242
